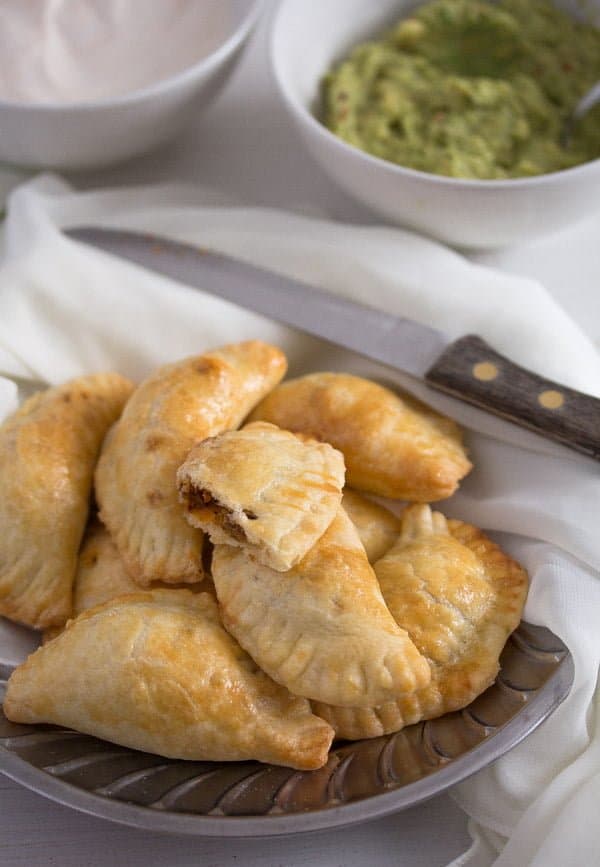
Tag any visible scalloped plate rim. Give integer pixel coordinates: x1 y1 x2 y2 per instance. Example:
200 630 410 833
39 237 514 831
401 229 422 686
0 629 574 838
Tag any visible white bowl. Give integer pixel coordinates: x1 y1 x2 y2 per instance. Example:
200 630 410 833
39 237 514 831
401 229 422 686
271 0 600 249
0 0 262 171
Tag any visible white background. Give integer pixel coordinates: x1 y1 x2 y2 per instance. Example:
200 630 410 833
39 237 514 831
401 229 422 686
1 1 598 864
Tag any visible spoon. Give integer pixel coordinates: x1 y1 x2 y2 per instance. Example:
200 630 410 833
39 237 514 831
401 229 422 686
562 80 600 147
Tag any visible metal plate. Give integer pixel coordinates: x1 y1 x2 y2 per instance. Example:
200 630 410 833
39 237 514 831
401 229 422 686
0 622 573 837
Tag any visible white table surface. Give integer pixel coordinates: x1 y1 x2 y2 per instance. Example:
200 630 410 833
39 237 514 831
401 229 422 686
1 3 598 865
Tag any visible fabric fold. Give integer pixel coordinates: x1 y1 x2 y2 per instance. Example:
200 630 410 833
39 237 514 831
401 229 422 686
0 175 599 867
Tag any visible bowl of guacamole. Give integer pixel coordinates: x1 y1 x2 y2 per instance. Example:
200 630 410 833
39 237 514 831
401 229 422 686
321 0 600 180
271 0 600 246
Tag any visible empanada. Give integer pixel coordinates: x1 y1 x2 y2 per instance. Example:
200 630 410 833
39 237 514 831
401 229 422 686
4 589 334 770
0 373 134 629
313 505 528 739
43 521 212 643
211 507 430 708
249 372 472 501
95 341 287 586
177 421 345 571
341 489 401 564
71 520 139 615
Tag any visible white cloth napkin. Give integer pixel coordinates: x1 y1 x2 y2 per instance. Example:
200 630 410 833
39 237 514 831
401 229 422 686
0 174 599 867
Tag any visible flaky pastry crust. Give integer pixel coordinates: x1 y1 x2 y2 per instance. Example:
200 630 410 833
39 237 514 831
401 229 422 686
43 521 212 643
0 373 134 629
4 589 334 770
72 520 139 614
249 372 471 501
313 505 528 739
211 507 430 708
341 489 401 564
95 342 287 587
177 421 345 571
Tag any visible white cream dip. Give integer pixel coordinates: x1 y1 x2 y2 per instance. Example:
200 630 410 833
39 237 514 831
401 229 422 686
0 0 232 104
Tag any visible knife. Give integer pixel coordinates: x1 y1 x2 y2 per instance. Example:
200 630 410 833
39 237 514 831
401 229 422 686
66 227 600 460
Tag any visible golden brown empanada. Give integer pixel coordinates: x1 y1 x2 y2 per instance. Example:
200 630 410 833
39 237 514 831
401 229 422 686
341 489 401 564
248 372 472 501
0 373 134 629
4 589 334 770
177 421 345 571
95 342 287 587
42 520 138 644
43 521 212 643
71 520 139 615
313 505 528 739
211 507 430 708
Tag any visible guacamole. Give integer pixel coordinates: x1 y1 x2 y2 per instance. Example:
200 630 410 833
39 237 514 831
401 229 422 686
322 0 600 179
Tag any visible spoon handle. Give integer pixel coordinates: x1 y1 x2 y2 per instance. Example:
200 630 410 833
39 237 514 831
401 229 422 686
573 80 600 121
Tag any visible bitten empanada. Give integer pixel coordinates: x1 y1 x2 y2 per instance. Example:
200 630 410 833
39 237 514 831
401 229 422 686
0 373 134 629
313 505 528 739
341 489 401 564
249 372 472 501
177 421 345 571
95 342 287 587
211 507 430 708
4 589 334 770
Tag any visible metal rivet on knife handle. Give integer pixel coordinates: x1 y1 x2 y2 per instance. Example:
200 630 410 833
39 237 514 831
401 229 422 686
425 335 600 459
472 362 499 382
538 390 565 410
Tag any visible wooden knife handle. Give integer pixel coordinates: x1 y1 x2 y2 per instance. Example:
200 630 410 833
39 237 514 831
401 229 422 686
425 335 600 460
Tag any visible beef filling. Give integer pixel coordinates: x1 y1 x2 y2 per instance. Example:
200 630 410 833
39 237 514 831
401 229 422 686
187 486 248 543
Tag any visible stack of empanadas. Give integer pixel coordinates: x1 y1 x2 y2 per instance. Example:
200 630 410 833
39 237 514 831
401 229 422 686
1 343 527 771
313 504 529 739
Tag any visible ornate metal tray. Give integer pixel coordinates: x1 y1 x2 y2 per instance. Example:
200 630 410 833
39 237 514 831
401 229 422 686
0 622 572 837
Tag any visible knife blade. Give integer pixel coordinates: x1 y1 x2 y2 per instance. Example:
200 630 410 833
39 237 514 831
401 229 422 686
66 227 600 460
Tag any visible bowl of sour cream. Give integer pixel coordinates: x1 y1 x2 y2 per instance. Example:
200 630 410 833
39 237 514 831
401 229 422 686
271 0 600 248
0 0 262 170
